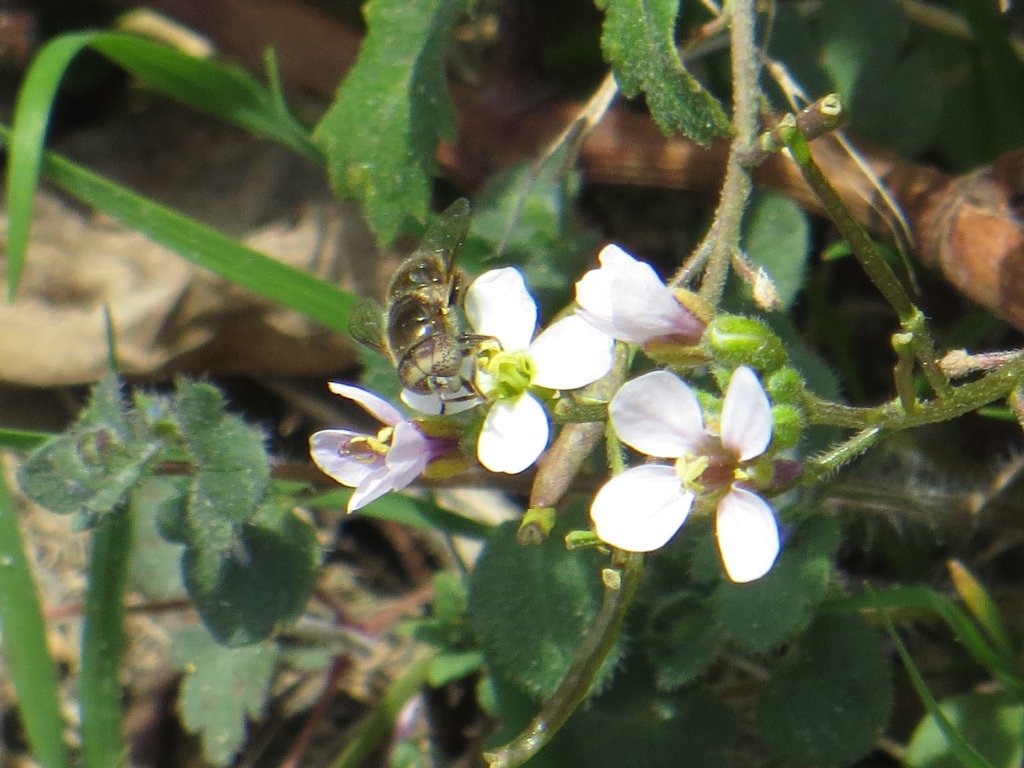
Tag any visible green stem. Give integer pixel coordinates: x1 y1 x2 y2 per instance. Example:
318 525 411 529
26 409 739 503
483 552 644 768
0 463 70 768
80 508 134 768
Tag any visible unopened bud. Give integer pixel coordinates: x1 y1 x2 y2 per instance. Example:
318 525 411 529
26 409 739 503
704 315 787 373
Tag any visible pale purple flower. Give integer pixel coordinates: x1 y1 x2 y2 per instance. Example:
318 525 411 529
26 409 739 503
464 267 615 474
574 244 705 345
310 383 441 512
589 366 780 583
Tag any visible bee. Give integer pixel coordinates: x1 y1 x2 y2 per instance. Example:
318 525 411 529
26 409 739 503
349 199 496 409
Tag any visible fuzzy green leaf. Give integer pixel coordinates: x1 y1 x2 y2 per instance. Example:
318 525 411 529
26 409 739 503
758 612 893 765
313 0 467 243
467 516 612 699
173 625 277 766
182 503 319 646
643 593 722 690
175 380 269 527
596 0 730 143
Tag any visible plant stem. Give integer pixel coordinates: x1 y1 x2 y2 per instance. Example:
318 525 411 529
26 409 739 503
482 552 644 768
80 508 134 768
0 462 70 768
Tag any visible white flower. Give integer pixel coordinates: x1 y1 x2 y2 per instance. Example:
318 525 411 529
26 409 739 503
589 366 780 583
310 383 441 512
575 244 705 345
465 268 615 474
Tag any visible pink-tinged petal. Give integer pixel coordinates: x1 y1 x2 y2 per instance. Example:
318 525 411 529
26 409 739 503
328 381 403 425
720 366 773 461
348 467 398 512
530 315 614 390
465 268 537 351
610 370 708 458
309 429 380 487
477 394 549 474
385 421 431 486
590 464 694 552
715 486 780 583
575 244 703 344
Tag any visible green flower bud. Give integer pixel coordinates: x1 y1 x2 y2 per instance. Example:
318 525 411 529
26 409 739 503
765 366 806 405
770 404 805 450
704 315 787 373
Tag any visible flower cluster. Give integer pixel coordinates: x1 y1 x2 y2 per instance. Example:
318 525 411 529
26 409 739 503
311 244 788 582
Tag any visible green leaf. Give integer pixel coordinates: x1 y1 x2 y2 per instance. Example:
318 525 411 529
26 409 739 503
552 676 736 768
428 650 485 687
757 612 893 766
182 503 319 646
313 0 467 243
905 692 1022 768
0 124 354 336
467 517 612 699
5 31 318 296
714 516 839 653
129 478 187 600
309 488 493 540
17 376 160 526
595 0 730 144
173 625 277 766
175 380 270 526
741 192 810 310
643 592 722 690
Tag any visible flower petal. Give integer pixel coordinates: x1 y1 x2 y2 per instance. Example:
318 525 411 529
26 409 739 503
715 486 780 583
385 421 431 486
477 394 549 474
530 315 614 390
720 366 773 461
610 370 708 458
590 464 694 552
328 381 403 425
401 389 444 415
575 244 703 344
465 268 537 351
348 467 398 512
309 429 379 487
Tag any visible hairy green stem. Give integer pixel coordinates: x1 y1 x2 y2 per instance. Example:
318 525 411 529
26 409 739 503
80 508 134 768
0 463 69 768
483 552 644 768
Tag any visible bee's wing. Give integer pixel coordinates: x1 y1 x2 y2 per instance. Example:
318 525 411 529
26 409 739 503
348 296 388 354
387 198 472 301
420 198 471 273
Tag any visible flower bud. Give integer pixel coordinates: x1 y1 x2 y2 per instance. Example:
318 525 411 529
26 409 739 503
769 404 804 450
765 366 806 405
704 315 787 373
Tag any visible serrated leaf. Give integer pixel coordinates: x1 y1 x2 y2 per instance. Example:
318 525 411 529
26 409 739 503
741 192 810 310
714 516 839 653
183 503 319 646
467 517 611 699
313 0 467 243
175 379 269 526
904 692 1024 768
595 0 730 143
758 612 893 766
173 625 277 766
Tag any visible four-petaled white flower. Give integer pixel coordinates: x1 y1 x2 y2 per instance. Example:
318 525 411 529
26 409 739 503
465 267 615 474
310 383 444 512
575 244 705 345
589 366 780 583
